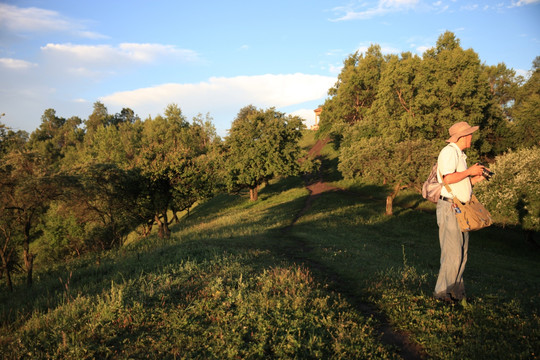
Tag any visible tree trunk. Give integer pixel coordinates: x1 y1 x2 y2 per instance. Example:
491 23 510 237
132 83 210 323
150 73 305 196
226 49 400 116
0 232 14 292
155 213 171 239
23 248 34 286
23 222 34 286
385 182 401 216
249 186 258 201
0 252 13 292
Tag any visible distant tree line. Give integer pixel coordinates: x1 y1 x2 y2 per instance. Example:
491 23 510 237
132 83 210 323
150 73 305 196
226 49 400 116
0 104 307 291
319 31 539 218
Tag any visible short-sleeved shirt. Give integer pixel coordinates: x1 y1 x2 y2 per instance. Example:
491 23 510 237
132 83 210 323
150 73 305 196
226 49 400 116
437 142 472 203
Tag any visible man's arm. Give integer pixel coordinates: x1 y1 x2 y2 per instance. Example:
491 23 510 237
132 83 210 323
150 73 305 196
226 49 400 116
443 163 485 184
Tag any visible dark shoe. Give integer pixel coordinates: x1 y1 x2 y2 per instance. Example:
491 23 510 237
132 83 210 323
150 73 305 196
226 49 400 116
434 295 455 303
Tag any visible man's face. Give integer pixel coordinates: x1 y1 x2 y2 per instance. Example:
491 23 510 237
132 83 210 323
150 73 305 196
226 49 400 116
464 134 473 149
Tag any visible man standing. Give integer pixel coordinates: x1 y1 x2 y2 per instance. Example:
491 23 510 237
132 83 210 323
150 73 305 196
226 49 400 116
434 121 486 302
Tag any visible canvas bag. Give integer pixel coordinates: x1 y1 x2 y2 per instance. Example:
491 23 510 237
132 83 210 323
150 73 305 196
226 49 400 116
441 175 493 232
422 160 492 231
422 163 442 203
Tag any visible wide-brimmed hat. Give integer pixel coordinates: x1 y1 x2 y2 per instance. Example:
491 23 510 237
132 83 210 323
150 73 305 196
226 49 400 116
446 121 479 143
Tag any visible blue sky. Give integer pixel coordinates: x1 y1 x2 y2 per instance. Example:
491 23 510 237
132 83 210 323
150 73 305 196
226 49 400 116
1 0 539 136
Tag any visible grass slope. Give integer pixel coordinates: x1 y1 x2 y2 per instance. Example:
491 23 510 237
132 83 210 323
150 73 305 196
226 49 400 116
1 133 539 359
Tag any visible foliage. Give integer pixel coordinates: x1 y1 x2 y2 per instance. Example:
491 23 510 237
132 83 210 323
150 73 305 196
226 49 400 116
226 106 306 201
510 57 540 149
320 31 522 216
318 45 384 141
27 109 84 169
37 202 87 260
338 124 442 214
135 105 219 237
475 146 540 232
62 163 145 250
0 123 28 157
0 151 64 286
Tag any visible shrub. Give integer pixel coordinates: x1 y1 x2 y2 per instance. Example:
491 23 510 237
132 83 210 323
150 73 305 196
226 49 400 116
475 146 540 231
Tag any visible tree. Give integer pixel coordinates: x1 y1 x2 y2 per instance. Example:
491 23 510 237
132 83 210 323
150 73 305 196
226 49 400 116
419 31 505 155
330 32 510 215
0 151 62 285
510 57 540 149
338 132 440 215
63 120 142 170
136 104 218 238
226 106 305 201
85 101 113 135
0 210 19 292
64 163 144 250
369 51 424 141
319 45 385 141
474 147 540 242
27 109 84 168
0 123 27 290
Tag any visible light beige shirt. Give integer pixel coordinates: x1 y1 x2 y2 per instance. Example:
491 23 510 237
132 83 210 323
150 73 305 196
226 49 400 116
437 142 472 203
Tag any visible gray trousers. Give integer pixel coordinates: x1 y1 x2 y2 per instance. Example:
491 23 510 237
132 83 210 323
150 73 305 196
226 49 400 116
434 199 469 300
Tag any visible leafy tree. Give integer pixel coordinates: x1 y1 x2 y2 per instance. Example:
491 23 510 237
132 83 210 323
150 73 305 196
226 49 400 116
0 151 62 285
85 101 114 135
484 63 521 119
27 109 84 168
369 51 424 141
419 32 500 149
63 163 144 250
226 106 305 201
510 57 540 149
38 202 87 260
112 107 140 126
0 210 19 292
0 123 27 291
475 147 540 242
319 45 385 141
136 104 218 237
63 120 142 170
339 131 440 215
331 32 510 215
1 122 28 156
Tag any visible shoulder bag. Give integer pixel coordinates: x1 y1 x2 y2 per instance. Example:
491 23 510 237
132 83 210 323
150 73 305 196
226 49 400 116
440 170 493 232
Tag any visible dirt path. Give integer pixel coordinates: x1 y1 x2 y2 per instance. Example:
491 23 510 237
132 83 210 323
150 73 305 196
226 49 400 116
281 138 426 360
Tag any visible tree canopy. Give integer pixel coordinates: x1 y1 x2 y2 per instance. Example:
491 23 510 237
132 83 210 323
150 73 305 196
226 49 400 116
321 31 537 214
226 106 305 201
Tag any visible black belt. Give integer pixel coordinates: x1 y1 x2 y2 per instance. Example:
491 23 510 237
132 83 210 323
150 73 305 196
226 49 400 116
439 195 453 202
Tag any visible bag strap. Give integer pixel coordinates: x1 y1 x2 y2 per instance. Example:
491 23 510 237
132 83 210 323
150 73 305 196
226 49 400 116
438 168 454 195
438 145 461 197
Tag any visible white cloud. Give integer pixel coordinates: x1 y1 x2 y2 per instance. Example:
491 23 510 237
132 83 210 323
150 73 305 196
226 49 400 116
416 45 431 54
461 4 479 11
0 58 37 70
100 74 335 131
331 0 420 20
41 43 201 66
329 64 343 74
357 44 403 55
511 0 540 6
0 3 106 39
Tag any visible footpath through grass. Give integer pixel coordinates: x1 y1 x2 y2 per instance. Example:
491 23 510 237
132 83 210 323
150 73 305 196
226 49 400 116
1 135 539 359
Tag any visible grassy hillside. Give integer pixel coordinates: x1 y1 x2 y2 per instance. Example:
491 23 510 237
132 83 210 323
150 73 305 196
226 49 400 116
1 134 538 359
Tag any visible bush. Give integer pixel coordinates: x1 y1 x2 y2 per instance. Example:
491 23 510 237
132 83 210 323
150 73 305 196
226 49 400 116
475 147 540 231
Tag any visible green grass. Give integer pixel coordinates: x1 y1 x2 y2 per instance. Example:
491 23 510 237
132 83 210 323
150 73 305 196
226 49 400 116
1 138 539 359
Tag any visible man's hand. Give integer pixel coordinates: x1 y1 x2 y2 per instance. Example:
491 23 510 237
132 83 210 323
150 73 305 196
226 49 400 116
471 175 485 185
468 163 485 177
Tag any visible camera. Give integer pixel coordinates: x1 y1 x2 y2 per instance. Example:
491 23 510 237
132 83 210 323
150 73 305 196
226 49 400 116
478 163 494 181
